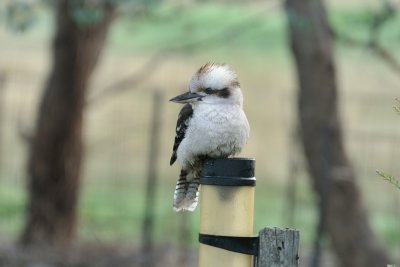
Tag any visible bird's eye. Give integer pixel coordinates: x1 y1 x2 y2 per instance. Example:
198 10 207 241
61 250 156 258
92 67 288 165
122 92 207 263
203 88 214 94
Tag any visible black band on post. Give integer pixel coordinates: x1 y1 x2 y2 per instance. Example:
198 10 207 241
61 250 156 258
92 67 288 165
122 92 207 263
199 233 259 256
199 158 256 186
199 176 256 186
198 158 257 258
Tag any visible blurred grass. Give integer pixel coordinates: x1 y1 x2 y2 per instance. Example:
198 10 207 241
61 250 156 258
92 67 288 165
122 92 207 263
0 182 24 236
0 1 399 257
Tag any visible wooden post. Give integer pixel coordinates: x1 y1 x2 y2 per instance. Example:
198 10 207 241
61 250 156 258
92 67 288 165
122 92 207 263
257 227 300 267
141 90 163 266
197 159 300 267
0 73 6 173
198 158 256 267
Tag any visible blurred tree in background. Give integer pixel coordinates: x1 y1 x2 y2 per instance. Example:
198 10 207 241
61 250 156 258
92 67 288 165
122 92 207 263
285 0 392 266
20 0 116 246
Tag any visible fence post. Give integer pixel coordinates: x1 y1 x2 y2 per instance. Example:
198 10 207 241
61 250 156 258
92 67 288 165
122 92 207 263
197 158 300 267
198 158 256 267
141 90 163 266
257 227 300 267
0 73 6 173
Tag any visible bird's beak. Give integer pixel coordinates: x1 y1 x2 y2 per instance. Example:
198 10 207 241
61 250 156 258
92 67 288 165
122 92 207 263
169 91 203 103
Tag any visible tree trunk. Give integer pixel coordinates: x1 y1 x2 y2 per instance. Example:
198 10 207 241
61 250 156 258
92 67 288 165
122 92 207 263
20 1 115 246
285 0 392 266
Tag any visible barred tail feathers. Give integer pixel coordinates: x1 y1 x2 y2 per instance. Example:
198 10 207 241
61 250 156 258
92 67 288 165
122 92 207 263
173 170 199 212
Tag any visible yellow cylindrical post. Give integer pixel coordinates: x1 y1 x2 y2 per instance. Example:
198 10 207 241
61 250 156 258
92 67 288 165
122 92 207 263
198 158 256 267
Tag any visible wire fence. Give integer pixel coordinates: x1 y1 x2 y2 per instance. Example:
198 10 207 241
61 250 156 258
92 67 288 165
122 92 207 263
0 62 399 264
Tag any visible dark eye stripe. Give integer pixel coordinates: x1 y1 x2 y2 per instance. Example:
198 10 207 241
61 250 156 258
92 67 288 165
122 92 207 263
202 87 230 98
204 88 214 94
217 88 230 98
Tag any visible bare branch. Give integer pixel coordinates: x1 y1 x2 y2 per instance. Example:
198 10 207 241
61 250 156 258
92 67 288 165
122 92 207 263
87 2 280 105
87 51 165 105
334 1 400 77
368 41 400 74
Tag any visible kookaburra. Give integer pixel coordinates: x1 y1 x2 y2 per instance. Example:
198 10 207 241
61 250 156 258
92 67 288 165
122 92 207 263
169 63 250 212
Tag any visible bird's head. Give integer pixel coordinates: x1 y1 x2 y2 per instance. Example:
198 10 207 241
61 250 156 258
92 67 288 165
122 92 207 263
170 63 243 106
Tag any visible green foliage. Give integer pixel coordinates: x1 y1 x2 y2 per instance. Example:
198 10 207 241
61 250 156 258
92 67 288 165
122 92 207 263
0 0 157 28
375 98 399 192
375 98 400 191
394 98 400 113
376 170 400 190
331 8 374 42
69 0 163 26
0 1 37 32
70 2 106 26
110 3 286 56
331 7 400 48
68 0 163 26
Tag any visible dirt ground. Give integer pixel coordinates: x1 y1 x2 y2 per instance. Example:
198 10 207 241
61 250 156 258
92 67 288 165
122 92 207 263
0 239 195 267
0 239 339 267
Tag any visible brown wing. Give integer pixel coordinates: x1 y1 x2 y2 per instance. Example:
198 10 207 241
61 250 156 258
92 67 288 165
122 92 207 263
170 104 193 165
